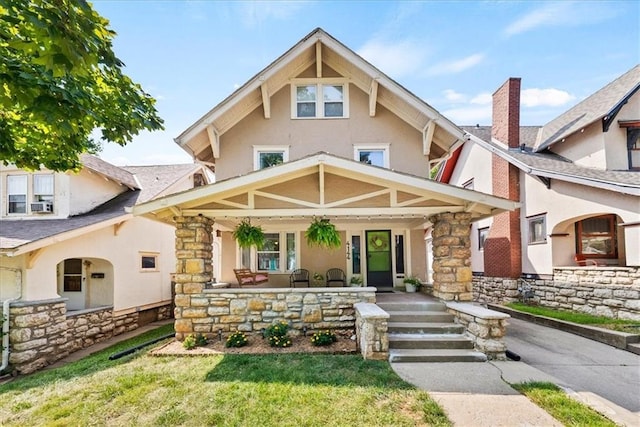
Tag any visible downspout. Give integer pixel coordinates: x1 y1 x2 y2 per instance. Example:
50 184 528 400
1 267 22 373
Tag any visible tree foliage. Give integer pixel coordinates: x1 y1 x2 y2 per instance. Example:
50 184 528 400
0 0 164 171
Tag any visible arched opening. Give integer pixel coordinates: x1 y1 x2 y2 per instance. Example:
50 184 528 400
56 257 114 311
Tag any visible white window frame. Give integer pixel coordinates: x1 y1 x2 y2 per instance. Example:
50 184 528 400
237 231 298 273
353 143 391 168
33 174 54 202
140 252 159 272
7 174 28 214
478 227 489 250
253 145 289 171
527 214 547 245
291 78 349 119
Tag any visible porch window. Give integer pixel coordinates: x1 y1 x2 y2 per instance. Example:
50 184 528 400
527 214 547 245
140 252 159 271
63 258 82 292
250 232 297 272
292 80 348 119
576 215 617 258
253 145 289 170
351 235 361 274
354 144 390 168
7 175 27 214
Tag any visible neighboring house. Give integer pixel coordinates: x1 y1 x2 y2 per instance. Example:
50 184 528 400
439 66 639 319
0 154 211 374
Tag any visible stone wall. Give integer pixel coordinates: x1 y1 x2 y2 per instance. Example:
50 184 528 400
354 303 389 360
5 299 172 375
446 302 509 360
174 287 376 340
473 267 640 321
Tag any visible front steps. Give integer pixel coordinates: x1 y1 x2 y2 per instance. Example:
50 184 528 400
378 300 487 363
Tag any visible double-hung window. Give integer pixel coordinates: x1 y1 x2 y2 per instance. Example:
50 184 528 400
253 145 289 170
292 80 348 119
240 231 297 272
354 144 390 168
7 175 27 214
527 214 547 245
33 174 54 202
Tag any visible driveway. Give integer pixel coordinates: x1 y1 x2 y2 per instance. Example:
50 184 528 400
505 317 640 413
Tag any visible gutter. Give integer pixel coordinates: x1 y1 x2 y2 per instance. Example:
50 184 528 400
1 267 22 373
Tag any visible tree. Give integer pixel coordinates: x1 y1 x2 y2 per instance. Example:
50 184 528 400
0 0 164 171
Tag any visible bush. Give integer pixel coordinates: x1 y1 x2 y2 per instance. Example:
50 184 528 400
226 331 248 348
183 333 208 350
195 333 208 347
311 330 337 346
264 320 292 348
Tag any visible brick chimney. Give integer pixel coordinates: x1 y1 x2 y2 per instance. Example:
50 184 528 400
484 78 522 278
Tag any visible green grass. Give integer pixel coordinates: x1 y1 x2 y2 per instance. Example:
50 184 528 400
512 382 618 427
506 302 640 333
0 325 450 427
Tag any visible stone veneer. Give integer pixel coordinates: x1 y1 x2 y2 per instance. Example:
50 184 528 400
446 302 509 360
174 287 376 340
354 303 389 360
5 299 171 375
430 212 473 301
473 266 640 321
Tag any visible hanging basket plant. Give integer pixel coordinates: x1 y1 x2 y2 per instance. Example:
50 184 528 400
305 217 341 250
233 219 265 249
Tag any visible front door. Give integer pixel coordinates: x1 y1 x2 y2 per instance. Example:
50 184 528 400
365 230 393 288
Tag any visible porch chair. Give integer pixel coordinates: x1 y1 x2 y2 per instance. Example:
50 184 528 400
233 268 269 287
574 254 606 267
326 268 346 287
289 269 310 287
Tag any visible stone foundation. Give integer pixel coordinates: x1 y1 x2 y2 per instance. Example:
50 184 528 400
173 287 376 340
473 266 640 321
5 299 172 375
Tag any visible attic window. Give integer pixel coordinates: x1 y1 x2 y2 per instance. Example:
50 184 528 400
253 145 289 170
291 79 349 119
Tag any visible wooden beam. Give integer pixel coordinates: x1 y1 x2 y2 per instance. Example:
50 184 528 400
253 190 320 208
169 206 182 217
423 120 435 156
206 124 220 159
27 248 44 269
316 41 322 78
369 79 378 117
181 206 466 218
260 82 271 119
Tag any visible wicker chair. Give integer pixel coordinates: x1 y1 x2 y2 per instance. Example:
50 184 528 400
289 269 310 287
326 268 346 287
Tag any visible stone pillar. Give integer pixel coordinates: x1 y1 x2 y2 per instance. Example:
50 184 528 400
173 215 214 340
430 212 473 301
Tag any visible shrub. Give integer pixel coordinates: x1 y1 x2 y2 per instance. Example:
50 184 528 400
195 333 208 347
311 330 337 346
183 334 197 350
226 331 248 348
264 320 292 348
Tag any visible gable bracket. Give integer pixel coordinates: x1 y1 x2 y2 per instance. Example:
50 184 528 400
206 124 220 159
536 175 551 189
369 79 378 117
27 248 44 269
423 120 436 156
260 82 271 119
113 221 126 236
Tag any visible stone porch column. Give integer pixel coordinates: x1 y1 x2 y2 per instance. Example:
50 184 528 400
173 215 214 340
430 212 473 301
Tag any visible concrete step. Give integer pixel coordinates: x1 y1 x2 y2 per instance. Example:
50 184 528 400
389 348 487 363
389 333 475 350
377 302 447 312
388 321 465 334
627 343 640 355
385 311 455 323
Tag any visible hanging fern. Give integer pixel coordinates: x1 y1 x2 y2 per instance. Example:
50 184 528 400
305 218 342 250
233 219 265 249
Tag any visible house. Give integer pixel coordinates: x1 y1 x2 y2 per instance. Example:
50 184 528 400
0 154 211 374
439 66 640 320
131 28 518 344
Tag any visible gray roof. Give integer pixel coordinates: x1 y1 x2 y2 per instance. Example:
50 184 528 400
80 154 139 189
0 190 140 250
124 164 201 203
460 125 541 148
535 65 640 152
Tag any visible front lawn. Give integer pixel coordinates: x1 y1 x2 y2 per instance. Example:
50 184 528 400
0 325 450 427
506 302 640 333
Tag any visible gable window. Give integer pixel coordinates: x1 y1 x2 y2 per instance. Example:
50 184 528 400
354 144 390 168
292 80 349 119
576 215 617 258
527 214 547 245
627 128 640 170
478 227 489 250
140 252 159 272
7 175 27 214
253 146 289 170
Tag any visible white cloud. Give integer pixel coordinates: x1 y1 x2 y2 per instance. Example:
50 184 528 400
442 105 492 125
521 88 575 107
504 1 616 36
358 39 428 78
237 1 307 28
443 89 466 102
470 92 492 105
426 53 485 76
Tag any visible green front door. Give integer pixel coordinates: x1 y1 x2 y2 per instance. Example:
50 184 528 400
365 230 392 287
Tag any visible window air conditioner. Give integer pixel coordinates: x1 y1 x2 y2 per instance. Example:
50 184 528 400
31 201 53 213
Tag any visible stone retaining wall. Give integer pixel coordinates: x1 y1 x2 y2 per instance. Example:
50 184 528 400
473 267 640 321
5 299 172 375
446 302 509 360
174 288 376 340
354 303 389 360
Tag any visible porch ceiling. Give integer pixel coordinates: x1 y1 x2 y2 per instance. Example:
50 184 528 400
133 153 519 229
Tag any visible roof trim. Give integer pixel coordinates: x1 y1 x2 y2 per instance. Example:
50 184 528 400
602 81 640 132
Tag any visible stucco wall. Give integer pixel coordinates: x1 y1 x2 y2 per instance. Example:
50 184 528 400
215 83 425 181
68 169 125 216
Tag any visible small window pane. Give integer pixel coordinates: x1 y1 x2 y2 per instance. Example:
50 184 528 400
297 102 316 117
286 232 296 271
257 233 280 271
296 85 316 102
65 258 83 274
528 215 546 244
324 102 343 117
478 227 489 250
7 175 27 213
351 235 361 274
33 174 54 196
395 235 405 274
8 194 26 214
259 152 284 169
359 150 385 167
141 256 157 269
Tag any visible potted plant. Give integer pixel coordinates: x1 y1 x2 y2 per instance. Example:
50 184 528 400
232 219 264 249
313 272 324 286
403 275 422 293
349 275 363 287
305 217 341 250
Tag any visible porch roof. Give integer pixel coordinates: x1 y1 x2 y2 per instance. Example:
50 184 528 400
132 153 518 229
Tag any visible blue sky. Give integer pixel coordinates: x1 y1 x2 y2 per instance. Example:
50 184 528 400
91 0 640 166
